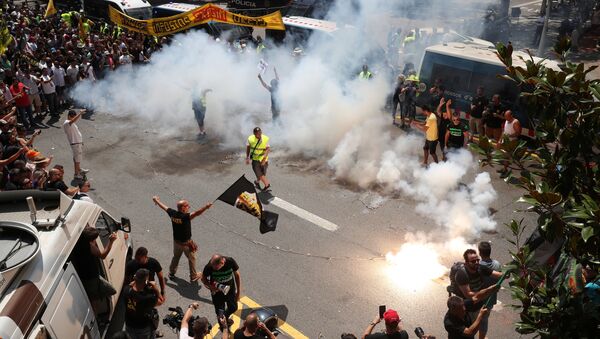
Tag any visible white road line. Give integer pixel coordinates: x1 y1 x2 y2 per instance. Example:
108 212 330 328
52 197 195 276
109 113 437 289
270 197 339 231
517 0 543 8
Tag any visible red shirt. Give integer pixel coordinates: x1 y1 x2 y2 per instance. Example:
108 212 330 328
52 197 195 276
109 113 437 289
9 82 30 107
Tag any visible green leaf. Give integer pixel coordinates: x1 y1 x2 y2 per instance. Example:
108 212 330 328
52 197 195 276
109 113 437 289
582 226 595 242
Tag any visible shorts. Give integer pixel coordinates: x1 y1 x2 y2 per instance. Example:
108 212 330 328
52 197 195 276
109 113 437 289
423 139 438 154
30 93 42 108
71 143 83 163
252 160 268 178
469 309 489 335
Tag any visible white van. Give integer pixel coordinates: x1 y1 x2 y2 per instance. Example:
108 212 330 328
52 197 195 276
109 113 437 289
0 190 133 339
83 0 153 21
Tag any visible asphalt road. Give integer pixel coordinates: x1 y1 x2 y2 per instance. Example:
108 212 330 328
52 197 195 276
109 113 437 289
31 105 538 339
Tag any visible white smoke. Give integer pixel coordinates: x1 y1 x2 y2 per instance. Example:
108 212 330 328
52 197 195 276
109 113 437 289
72 0 498 241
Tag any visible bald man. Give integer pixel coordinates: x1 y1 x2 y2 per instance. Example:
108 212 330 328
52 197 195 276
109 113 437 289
152 195 212 282
233 312 276 339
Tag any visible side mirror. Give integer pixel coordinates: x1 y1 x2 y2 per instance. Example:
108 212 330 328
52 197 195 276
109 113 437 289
120 217 131 233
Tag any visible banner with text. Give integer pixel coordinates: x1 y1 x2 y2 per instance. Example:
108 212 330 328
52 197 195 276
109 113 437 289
109 4 285 37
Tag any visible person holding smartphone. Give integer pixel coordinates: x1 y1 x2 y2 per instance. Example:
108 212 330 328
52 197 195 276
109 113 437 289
362 308 409 339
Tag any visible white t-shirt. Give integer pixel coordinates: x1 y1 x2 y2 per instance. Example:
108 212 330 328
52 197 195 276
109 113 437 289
84 63 96 81
178 328 193 339
17 73 40 95
41 75 56 94
66 65 79 83
63 120 83 144
51 66 66 87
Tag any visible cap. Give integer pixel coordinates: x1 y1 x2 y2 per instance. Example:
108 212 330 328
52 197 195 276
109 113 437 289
383 309 400 324
253 127 261 133
134 268 150 282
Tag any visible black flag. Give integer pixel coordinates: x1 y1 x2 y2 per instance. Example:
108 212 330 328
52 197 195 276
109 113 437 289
217 175 278 234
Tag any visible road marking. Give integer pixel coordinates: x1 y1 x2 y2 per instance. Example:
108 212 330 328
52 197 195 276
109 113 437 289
240 296 309 339
517 0 542 8
270 197 339 231
208 296 309 338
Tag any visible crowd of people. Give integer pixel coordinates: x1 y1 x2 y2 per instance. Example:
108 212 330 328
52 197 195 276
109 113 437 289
0 0 170 193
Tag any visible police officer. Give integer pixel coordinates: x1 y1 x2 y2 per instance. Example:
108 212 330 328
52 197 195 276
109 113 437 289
245 127 270 191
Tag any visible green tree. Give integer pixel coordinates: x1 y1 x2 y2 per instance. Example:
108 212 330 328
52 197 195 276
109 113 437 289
472 39 600 338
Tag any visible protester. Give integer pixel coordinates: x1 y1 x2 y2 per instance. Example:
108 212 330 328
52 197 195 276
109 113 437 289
71 226 118 313
362 309 409 339
40 67 58 116
469 87 487 140
9 77 35 130
125 247 167 302
124 268 164 339
45 167 79 196
483 94 504 141
413 105 439 165
192 89 211 137
478 241 501 311
201 254 241 327
234 312 277 339
74 180 94 202
258 68 280 121
444 296 490 339
152 195 212 282
180 302 229 339
245 127 270 190
445 112 469 151
436 98 451 161
391 74 406 126
455 249 502 339
501 110 521 141
358 64 373 80
63 109 89 180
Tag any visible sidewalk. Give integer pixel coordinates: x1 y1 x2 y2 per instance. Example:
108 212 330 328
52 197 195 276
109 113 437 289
509 4 600 78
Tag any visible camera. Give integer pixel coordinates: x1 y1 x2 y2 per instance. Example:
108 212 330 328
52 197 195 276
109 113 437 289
163 306 211 336
414 327 435 339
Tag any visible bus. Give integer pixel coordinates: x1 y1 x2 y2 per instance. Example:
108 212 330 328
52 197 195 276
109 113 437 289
83 0 153 21
417 42 561 136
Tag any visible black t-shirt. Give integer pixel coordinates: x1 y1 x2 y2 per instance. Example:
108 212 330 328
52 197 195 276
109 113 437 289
45 180 68 193
124 285 157 328
485 103 504 128
233 329 263 339
438 115 450 140
365 330 409 339
202 257 239 289
71 237 99 280
167 208 192 242
125 257 162 284
447 122 468 147
444 311 474 339
470 95 488 119
455 265 493 310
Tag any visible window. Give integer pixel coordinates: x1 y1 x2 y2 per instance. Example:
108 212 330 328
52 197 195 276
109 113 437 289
94 212 118 248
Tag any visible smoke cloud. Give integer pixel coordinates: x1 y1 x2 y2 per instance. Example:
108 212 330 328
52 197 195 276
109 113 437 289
72 0 498 242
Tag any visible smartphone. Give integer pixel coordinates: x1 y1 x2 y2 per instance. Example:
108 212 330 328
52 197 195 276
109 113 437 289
379 305 386 319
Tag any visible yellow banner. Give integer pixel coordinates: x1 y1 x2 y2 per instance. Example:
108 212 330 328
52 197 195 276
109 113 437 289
109 4 285 37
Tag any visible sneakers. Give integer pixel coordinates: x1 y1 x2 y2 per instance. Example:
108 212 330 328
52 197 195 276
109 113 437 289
80 168 90 175
254 180 261 189
168 273 176 280
263 184 271 191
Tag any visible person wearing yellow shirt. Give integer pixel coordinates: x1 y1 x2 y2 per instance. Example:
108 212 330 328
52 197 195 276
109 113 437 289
414 105 439 165
245 127 271 191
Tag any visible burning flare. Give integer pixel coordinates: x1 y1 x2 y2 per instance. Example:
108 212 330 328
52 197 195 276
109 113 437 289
385 242 448 291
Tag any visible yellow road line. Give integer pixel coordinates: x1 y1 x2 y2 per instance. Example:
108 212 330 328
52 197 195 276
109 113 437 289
240 296 309 339
208 301 244 337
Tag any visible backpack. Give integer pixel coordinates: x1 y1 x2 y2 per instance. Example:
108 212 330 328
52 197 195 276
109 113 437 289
447 262 466 297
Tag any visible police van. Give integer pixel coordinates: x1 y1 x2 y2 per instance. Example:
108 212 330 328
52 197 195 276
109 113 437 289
0 190 133 339
417 42 561 137
83 0 153 21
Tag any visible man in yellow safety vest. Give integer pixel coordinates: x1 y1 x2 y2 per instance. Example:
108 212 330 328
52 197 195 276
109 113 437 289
358 64 373 80
245 127 271 191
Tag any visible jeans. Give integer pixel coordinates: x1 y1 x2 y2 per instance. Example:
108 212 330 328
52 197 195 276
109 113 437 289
44 92 58 115
211 287 238 319
126 325 155 339
17 105 35 129
169 241 197 279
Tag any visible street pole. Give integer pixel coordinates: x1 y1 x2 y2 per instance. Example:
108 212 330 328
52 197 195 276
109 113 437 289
537 0 551 56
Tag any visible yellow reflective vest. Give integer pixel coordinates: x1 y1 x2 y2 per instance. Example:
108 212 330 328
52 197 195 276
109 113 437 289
247 134 270 162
